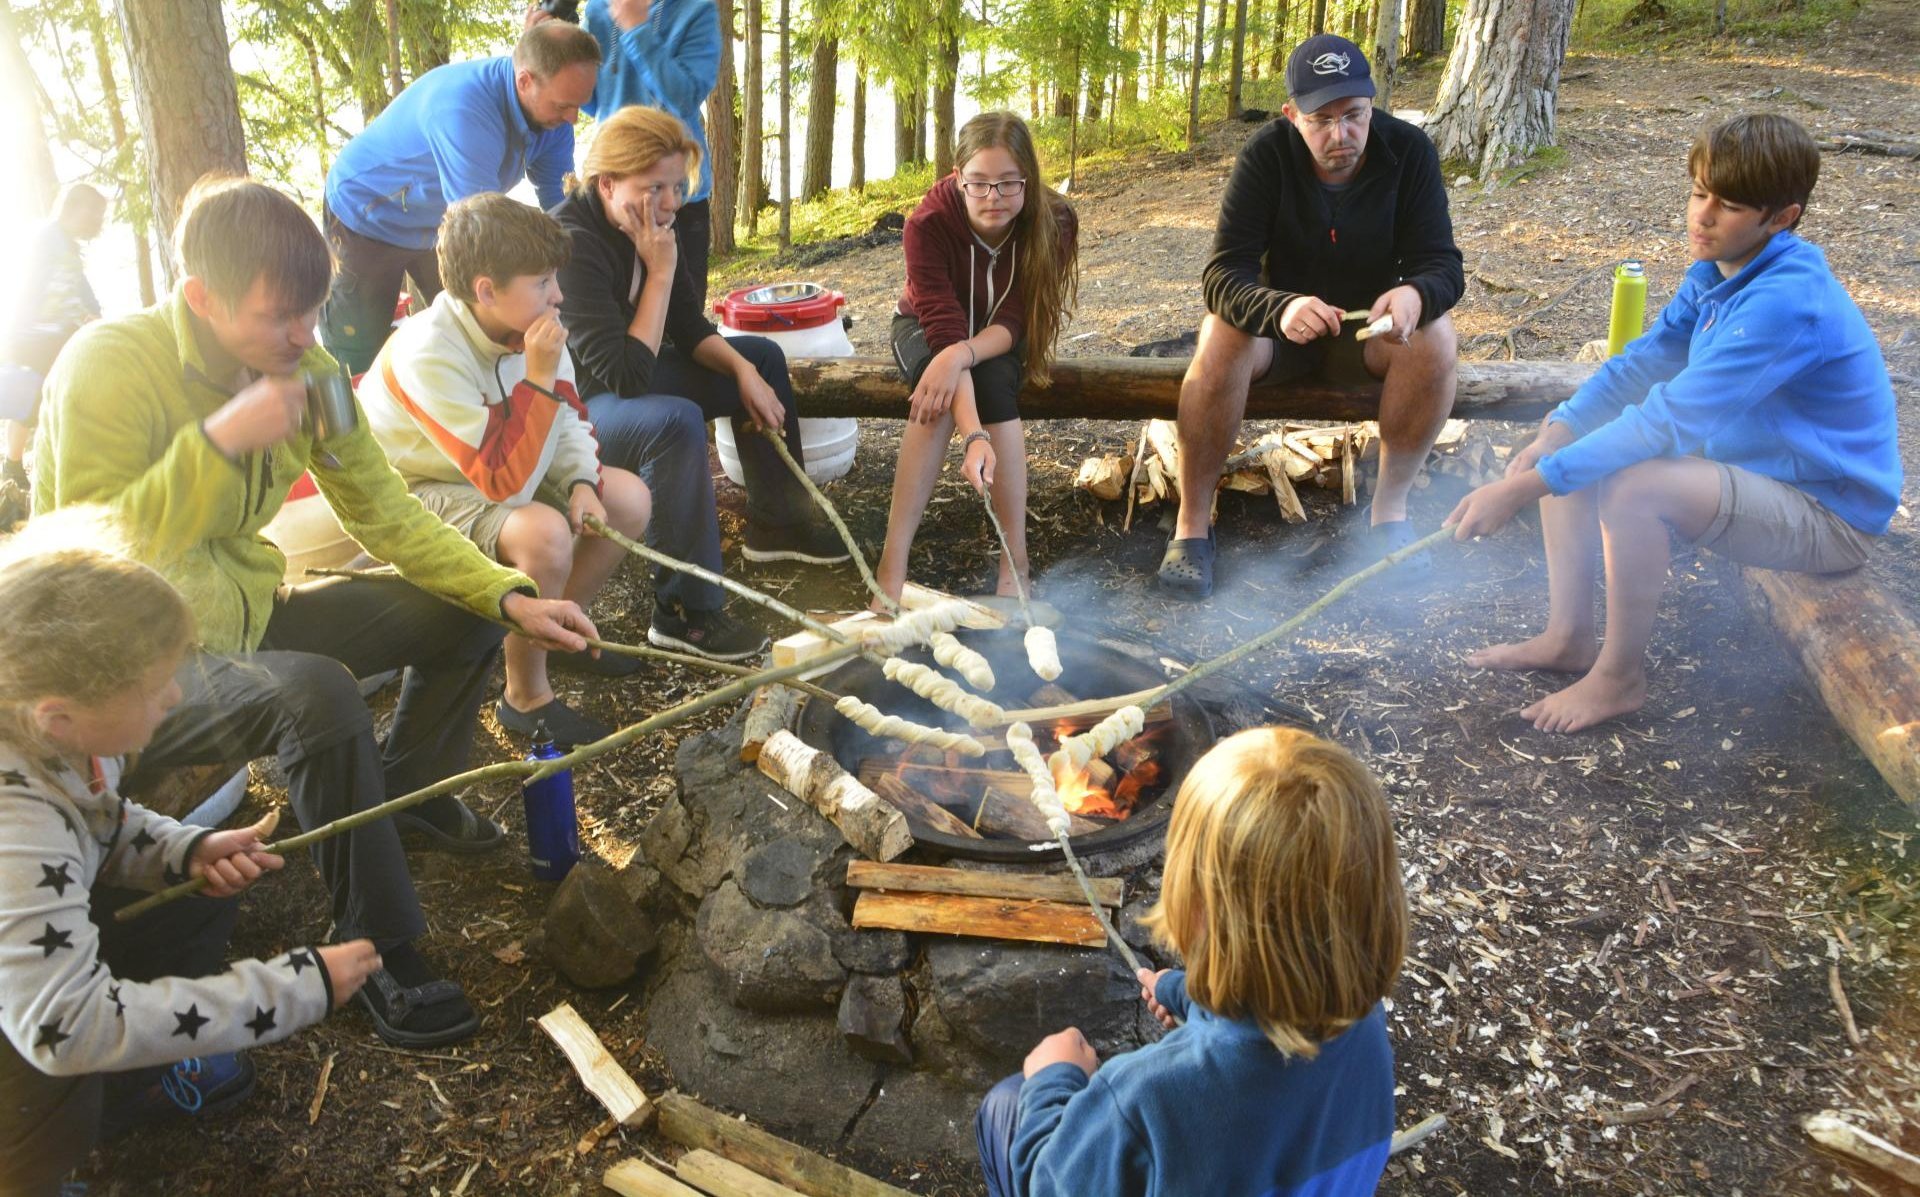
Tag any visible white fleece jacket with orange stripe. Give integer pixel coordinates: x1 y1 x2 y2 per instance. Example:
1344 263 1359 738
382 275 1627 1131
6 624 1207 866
359 291 601 507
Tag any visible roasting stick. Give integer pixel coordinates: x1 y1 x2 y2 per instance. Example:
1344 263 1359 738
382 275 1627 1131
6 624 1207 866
976 481 1064 682
114 640 870 921
756 426 898 613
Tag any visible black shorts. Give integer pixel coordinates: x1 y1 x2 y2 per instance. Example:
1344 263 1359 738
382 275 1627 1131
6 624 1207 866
891 314 1025 426
1260 327 1377 386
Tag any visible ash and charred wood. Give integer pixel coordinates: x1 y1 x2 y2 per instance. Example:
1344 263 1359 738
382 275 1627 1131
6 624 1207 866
870 774 983 840
786 356 1595 421
847 859 1124 907
851 889 1110 947
977 785 1099 839
758 731 913 861
654 1092 917 1197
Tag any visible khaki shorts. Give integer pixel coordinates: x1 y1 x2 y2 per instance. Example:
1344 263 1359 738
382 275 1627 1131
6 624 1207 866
412 480 567 560
1688 462 1875 574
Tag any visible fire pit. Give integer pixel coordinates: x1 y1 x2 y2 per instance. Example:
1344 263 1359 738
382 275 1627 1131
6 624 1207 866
793 626 1217 862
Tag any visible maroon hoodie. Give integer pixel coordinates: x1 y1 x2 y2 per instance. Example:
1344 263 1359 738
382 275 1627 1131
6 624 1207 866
897 175 1078 354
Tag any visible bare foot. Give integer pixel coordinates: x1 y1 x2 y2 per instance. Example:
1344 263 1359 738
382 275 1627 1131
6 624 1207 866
1519 668 1647 733
1465 631 1599 673
994 573 1032 600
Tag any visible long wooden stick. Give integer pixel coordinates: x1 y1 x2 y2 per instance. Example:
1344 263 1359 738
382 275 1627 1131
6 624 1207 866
977 481 1037 629
1056 832 1142 973
113 641 867 922
755 426 896 613
590 639 840 704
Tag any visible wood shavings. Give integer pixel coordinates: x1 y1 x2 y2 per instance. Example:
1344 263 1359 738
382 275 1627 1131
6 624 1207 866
833 695 987 756
928 631 996 692
1025 625 1062 681
880 657 1007 728
1005 722 1070 837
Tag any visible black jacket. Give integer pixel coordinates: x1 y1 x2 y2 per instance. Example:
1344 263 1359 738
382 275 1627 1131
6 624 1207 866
1201 111 1464 338
550 186 721 399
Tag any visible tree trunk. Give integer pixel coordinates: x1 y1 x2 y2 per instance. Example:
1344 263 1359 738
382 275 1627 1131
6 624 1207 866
1407 0 1445 56
402 0 451 76
777 0 790 249
1153 10 1168 92
708 0 739 254
933 20 959 175
743 0 763 236
801 32 837 200
1084 71 1104 125
1311 0 1327 33
1227 0 1249 117
1426 0 1575 178
1269 0 1291 73
1371 0 1402 109
87 1 154 304
0 0 58 215
1123 5 1142 106
383 0 404 96
917 86 930 164
1211 0 1228 77
850 60 867 192
116 0 247 273
1186 0 1205 146
1054 88 1075 117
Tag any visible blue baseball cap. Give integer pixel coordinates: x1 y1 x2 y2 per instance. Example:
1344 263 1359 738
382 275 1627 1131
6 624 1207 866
1285 35 1375 114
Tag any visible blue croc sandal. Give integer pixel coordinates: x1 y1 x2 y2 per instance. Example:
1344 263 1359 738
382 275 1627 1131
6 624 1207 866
1156 532 1216 600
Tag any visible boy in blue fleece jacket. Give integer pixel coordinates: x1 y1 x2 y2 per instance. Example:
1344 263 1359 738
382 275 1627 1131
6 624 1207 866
1448 114 1900 734
976 727 1407 1197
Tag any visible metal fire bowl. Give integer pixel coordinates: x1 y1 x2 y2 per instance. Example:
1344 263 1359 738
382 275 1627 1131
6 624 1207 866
794 626 1218 863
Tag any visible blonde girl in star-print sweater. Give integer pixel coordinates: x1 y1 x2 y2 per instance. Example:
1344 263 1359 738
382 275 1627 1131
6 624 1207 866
0 533 381 1197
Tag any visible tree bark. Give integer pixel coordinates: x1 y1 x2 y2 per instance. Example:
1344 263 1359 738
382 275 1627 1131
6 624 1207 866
1425 0 1575 178
801 32 837 201
1211 0 1229 77
933 18 959 175
708 0 739 254
382 0 404 96
115 0 247 274
1407 0 1445 54
1123 5 1143 107
1186 0 1205 146
1153 10 1168 92
1311 0 1327 33
850 60 867 192
1371 0 1403 109
87 1 154 304
1269 0 1291 73
777 0 790 249
0 0 58 215
1227 0 1249 117
743 0 763 236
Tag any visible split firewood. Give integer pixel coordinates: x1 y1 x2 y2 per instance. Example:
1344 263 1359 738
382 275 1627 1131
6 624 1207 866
1074 453 1133 500
1122 420 1152 530
536 1002 655 1128
604 1159 704 1197
1803 1112 1920 1187
1025 625 1063 681
1027 682 1080 707
880 657 1007 728
675 1149 806 1196
740 685 804 764
1340 430 1357 505
772 611 887 670
871 774 983 840
756 731 914 862
1144 418 1181 479
846 859 1123 907
929 631 995 692
654 1091 918 1197
833 695 987 756
978 786 1098 839
851 889 1108 947
1261 448 1307 524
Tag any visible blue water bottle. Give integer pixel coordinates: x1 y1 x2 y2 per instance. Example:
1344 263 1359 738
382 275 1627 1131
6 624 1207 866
522 724 579 881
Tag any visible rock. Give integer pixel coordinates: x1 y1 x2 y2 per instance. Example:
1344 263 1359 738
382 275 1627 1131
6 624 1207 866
1575 338 1611 363
838 974 912 1065
841 1067 982 1164
739 838 825 908
830 923 915 974
540 859 657 989
1119 897 1160 955
926 940 1146 1073
697 880 846 1012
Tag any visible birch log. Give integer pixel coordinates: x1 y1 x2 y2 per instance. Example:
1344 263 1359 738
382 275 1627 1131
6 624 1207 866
757 731 914 861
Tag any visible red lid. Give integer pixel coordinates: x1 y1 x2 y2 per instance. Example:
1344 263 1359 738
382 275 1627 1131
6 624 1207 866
713 282 846 332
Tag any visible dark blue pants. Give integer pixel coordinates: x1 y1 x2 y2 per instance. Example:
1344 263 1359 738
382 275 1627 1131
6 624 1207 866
587 335 809 614
976 1073 1024 1197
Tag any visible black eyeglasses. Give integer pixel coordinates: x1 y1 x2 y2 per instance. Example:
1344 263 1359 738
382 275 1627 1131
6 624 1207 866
959 178 1027 198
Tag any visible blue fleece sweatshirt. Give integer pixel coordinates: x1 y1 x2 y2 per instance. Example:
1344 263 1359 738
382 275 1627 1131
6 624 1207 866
582 0 721 203
1013 972 1394 1197
1538 232 1900 535
325 57 575 250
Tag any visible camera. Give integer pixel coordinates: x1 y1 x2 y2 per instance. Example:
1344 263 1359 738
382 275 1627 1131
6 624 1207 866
539 0 581 21
302 369 358 444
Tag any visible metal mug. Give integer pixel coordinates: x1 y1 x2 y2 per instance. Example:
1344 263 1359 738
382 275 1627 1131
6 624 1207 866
302 369 358 444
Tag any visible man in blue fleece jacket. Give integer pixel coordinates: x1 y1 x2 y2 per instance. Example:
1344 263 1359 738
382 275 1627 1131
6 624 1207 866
1449 114 1900 734
321 21 602 374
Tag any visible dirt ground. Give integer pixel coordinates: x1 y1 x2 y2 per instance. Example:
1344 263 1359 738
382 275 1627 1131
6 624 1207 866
83 5 1920 1194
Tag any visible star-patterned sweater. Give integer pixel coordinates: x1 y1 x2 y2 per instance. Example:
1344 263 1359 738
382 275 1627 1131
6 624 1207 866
0 743 331 1077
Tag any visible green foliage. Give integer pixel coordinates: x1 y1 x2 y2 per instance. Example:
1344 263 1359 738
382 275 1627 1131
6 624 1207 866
724 160 938 266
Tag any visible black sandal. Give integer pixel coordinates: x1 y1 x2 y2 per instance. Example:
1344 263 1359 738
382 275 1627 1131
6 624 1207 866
1156 531 1216 600
393 796 505 856
356 968 480 1048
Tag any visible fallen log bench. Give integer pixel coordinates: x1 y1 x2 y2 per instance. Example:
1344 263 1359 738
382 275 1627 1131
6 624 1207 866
787 355 1599 421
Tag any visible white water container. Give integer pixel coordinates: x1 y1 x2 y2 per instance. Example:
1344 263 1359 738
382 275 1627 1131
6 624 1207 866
711 282 858 485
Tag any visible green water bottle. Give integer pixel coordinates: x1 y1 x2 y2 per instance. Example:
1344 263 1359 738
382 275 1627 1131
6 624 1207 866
1606 260 1647 357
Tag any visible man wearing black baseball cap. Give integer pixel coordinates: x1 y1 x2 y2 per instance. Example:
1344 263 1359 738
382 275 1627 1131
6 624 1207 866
1157 34 1464 600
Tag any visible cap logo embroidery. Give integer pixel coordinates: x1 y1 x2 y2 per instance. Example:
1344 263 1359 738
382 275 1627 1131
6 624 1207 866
1311 52 1351 75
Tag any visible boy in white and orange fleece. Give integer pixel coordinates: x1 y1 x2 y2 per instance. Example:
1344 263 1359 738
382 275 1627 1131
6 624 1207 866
360 193 651 745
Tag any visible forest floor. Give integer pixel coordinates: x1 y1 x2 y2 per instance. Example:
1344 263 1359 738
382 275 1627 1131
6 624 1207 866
83 3 1920 1193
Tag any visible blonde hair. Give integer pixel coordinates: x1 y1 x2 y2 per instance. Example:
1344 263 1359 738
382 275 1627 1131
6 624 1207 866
572 106 700 198
0 519 194 755
951 113 1078 389
1141 727 1407 1057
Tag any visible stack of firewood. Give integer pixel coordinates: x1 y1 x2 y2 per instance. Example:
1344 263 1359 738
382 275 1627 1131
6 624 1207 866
1075 418 1505 526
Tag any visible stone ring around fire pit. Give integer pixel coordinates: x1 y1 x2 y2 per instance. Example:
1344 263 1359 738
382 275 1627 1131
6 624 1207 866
795 625 1224 863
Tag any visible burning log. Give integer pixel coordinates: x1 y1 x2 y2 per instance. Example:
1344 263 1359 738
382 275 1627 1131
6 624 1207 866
850 890 1109 948
977 786 1098 839
740 685 804 764
871 774 983 840
756 731 914 862
858 760 1037 798
846 860 1123 908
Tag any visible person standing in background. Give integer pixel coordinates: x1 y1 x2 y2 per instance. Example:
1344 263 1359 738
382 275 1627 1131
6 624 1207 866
2 183 107 494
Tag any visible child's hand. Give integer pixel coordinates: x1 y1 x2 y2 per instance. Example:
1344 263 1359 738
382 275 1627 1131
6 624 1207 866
317 940 382 1008
523 312 569 390
1136 967 1177 1030
189 810 285 898
1023 1027 1099 1079
960 433 996 493
1505 422 1576 479
908 348 967 424
568 481 607 536
1446 472 1550 541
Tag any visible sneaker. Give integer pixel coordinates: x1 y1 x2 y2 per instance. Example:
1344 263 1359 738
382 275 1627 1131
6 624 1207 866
495 695 613 746
649 602 770 661
742 519 852 565
107 1052 256 1134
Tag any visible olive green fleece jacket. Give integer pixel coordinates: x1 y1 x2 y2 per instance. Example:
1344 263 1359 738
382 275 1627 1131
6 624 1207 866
32 289 535 653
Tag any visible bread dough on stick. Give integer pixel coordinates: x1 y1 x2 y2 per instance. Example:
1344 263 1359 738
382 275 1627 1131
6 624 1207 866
861 600 972 654
1025 626 1062 682
834 695 988 757
1049 705 1146 775
880 657 1008 728
929 631 996 692
1006 721 1072 838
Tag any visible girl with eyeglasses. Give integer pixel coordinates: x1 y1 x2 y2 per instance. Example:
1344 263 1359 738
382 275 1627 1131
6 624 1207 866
875 111 1079 605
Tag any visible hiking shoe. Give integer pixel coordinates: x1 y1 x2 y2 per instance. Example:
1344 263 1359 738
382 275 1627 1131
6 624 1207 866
495 695 612 746
742 519 852 565
356 942 480 1048
649 602 770 662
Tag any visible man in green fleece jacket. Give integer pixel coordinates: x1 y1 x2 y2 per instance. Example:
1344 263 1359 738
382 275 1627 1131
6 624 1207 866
33 177 600 1048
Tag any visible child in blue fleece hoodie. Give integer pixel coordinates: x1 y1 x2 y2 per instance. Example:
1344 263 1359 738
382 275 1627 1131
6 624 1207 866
1448 113 1900 734
975 726 1408 1197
